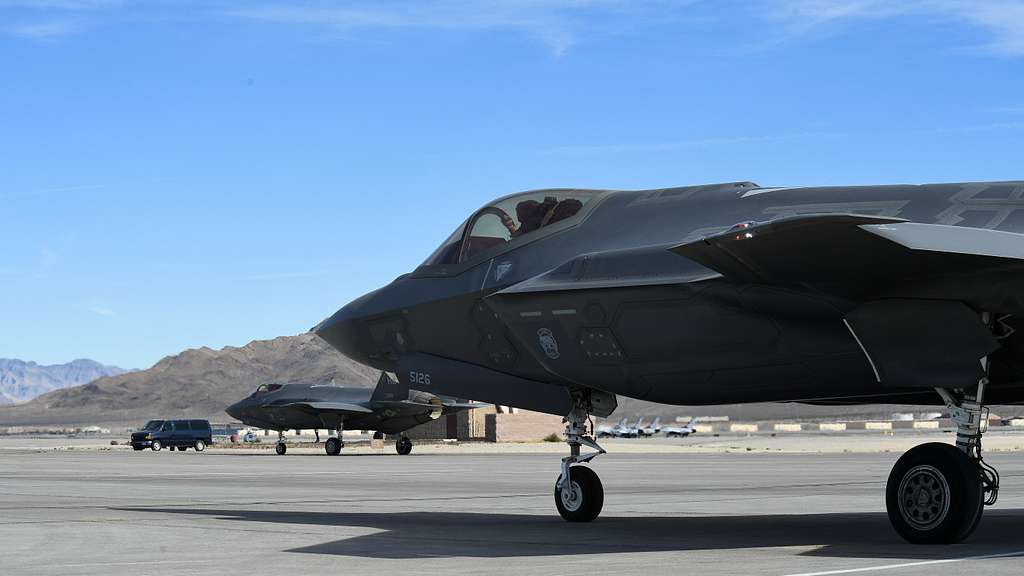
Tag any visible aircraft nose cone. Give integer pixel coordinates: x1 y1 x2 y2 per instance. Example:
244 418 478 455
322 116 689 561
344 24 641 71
314 304 363 362
225 400 246 421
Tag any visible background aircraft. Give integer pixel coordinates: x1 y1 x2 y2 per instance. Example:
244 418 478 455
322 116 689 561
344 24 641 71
225 373 485 455
662 418 696 438
637 417 662 437
315 180 1024 544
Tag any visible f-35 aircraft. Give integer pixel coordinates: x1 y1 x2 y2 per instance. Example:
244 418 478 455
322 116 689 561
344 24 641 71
225 373 484 455
315 180 1024 544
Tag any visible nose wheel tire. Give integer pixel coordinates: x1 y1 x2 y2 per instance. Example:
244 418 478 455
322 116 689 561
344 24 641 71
151 440 162 452
325 437 342 456
396 437 413 455
555 465 604 522
886 442 984 544
275 442 287 455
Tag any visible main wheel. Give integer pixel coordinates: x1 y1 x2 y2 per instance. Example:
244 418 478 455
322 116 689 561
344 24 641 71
194 439 206 452
886 442 984 544
151 440 162 452
396 437 413 455
554 465 604 522
275 442 287 455
325 437 341 456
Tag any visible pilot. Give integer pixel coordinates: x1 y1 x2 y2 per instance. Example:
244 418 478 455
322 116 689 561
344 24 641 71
514 197 559 236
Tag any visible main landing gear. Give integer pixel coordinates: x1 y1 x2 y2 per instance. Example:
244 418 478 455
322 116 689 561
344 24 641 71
885 366 1001 543
554 391 606 522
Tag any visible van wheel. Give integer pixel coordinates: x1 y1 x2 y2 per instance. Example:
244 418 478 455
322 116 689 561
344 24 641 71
177 446 187 451
151 440 162 451
194 439 206 452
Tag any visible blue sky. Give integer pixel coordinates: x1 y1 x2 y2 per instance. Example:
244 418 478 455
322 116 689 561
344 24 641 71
2 0 1023 369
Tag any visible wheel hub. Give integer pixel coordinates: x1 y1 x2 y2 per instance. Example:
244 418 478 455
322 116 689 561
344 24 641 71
899 465 951 531
560 480 583 512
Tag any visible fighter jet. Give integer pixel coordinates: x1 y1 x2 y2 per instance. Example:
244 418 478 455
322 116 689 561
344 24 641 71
225 373 485 455
595 417 627 438
637 416 662 437
661 418 696 438
315 180 1024 544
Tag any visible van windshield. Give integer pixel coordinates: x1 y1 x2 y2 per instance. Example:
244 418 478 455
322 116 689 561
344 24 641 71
142 420 163 431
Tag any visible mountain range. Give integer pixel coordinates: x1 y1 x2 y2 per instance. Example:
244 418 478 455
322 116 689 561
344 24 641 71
0 358 129 405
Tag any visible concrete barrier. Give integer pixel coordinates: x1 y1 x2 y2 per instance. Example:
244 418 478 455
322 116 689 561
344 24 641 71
913 421 940 429
819 423 847 432
865 422 893 430
730 423 759 433
1010 419 1024 427
774 423 803 432
844 421 866 430
694 424 715 434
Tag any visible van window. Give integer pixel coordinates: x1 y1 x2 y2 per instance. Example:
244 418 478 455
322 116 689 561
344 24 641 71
189 420 210 430
161 421 174 431
174 420 191 430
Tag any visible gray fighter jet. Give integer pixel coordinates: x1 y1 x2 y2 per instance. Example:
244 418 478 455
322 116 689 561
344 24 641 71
225 373 484 455
314 180 1024 544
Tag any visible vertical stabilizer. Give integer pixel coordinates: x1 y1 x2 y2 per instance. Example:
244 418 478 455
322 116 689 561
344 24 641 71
370 372 408 402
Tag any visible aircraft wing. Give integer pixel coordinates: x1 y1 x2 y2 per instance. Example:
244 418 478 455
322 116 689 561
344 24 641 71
278 402 374 414
669 214 1024 300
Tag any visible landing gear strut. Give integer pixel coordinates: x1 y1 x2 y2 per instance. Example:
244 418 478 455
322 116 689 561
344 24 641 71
275 431 287 455
554 390 605 522
885 343 1001 544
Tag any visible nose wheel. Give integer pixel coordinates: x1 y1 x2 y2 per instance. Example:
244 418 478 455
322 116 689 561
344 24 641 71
554 390 606 522
396 436 413 455
275 430 287 455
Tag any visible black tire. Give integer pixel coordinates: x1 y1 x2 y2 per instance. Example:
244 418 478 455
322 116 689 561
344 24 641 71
275 442 287 455
325 437 341 456
396 438 413 455
554 465 604 522
886 442 984 544
194 439 206 452
177 446 186 451
151 440 162 452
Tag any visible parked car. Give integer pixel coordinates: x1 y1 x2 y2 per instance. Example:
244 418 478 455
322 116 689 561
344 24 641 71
130 419 213 452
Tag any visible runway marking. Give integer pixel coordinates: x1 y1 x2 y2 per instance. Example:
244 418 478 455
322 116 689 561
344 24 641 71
782 550 1024 576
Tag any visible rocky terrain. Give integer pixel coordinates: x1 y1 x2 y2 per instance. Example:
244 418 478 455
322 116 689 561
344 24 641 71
0 333 378 427
0 358 128 404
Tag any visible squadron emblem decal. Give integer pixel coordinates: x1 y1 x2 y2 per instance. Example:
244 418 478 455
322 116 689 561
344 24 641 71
537 327 560 359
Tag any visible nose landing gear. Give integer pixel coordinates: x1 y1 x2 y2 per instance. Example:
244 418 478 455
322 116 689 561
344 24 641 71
554 391 606 522
275 430 287 455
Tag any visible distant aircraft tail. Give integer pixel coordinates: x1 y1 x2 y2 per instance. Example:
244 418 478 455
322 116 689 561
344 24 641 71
370 372 408 402
651 416 661 429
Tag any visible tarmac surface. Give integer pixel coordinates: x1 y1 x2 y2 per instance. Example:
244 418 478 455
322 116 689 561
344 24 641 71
2 437 1023 576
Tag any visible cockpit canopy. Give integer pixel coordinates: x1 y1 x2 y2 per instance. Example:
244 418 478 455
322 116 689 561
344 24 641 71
254 383 283 396
422 190 596 266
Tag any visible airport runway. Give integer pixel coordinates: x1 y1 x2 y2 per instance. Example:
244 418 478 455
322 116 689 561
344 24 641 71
1 446 1022 575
